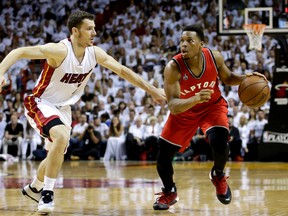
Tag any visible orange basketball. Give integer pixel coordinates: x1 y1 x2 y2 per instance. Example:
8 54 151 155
238 75 270 108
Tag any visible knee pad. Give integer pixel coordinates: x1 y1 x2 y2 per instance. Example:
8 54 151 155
206 127 229 155
157 138 180 164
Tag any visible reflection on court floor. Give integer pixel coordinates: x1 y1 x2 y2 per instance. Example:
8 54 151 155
0 160 288 215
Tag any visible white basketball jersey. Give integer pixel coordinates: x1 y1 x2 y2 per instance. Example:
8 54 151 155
32 38 97 106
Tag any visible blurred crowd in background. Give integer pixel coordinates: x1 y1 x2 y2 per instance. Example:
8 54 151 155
0 0 276 162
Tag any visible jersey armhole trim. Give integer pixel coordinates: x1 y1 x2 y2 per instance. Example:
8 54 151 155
172 58 181 72
206 48 219 74
93 46 98 67
51 41 68 69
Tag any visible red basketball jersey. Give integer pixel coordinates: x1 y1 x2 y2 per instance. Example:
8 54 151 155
160 48 228 152
173 47 222 112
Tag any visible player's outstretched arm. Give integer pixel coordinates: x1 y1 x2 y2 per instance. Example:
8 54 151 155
0 43 66 93
94 46 166 105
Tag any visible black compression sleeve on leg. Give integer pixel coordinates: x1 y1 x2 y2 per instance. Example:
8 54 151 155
42 118 64 137
156 138 180 191
207 127 229 172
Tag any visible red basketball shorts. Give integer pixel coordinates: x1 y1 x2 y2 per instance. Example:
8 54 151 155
160 97 229 152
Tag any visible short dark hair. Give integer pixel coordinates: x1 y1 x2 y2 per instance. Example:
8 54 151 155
67 10 95 34
182 25 204 41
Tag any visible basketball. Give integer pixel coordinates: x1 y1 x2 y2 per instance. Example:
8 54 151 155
238 75 270 108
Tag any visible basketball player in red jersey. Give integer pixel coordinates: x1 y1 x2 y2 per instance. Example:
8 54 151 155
153 25 266 210
0 11 165 214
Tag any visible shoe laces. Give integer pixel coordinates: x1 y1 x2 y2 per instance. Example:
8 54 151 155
213 175 229 194
155 191 176 204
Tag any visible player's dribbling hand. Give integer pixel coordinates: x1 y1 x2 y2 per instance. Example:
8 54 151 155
0 75 6 93
246 72 268 82
194 89 214 103
152 88 167 106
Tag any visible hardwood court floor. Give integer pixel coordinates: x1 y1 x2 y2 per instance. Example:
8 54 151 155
0 160 288 216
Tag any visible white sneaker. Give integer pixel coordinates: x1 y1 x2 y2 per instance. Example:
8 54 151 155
37 190 54 213
22 184 42 203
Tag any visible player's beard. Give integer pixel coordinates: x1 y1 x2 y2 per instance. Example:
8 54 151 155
77 32 92 47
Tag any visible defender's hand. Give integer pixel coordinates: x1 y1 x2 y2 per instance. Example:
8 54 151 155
151 88 167 106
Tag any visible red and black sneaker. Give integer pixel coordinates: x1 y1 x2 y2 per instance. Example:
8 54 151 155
153 186 179 210
209 168 232 205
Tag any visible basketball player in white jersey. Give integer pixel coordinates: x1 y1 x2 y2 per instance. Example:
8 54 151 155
0 11 166 213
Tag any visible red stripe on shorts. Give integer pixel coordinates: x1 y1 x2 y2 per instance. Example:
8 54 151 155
24 96 59 136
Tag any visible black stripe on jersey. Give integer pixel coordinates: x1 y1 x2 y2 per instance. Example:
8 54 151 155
206 48 219 74
183 52 206 79
171 58 182 81
172 58 181 72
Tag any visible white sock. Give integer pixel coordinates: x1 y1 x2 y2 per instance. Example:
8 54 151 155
43 176 56 191
30 177 44 191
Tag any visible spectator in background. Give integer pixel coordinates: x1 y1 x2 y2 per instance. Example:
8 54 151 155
92 115 109 158
0 112 7 152
2 113 23 157
125 116 145 160
124 108 136 133
81 85 95 103
22 122 42 160
237 115 250 157
114 88 126 104
254 109 268 144
228 115 243 161
246 128 258 161
125 85 145 106
66 114 88 160
135 65 148 80
103 115 126 161
3 99 15 123
233 104 250 127
26 72 38 92
222 85 238 103
12 91 23 113
144 104 156 124
100 112 111 126
70 124 102 161
117 101 127 124
143 116 161 161
71 109 82 128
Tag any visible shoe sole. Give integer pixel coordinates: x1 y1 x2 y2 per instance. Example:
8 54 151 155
217 187 232 205
209 172 232 205
38 205 54 214
22 188 40 203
